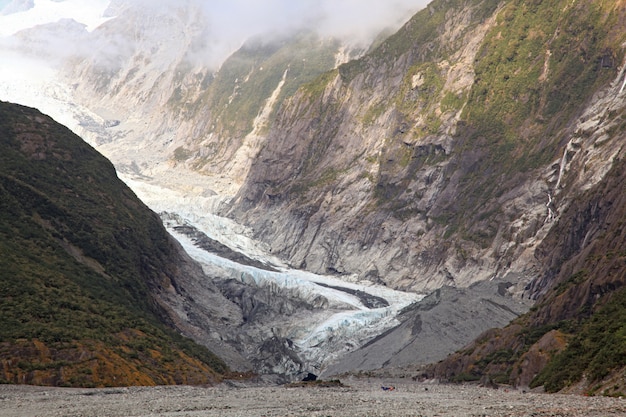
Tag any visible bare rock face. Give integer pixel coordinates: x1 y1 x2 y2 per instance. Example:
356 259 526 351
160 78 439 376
425 156 626 393
228 8 500 292
61 3 358 194
229 0 626 298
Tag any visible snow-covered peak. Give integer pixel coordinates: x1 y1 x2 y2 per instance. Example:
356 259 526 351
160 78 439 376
0 0 112 36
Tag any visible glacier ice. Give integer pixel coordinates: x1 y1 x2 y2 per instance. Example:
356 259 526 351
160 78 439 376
119 172 423 372
151 181 423 372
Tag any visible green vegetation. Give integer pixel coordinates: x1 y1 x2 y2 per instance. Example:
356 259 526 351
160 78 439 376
397 63 444 113
369 0 499 63
187 33 339 139
531 286 626 393
338 57 368 84
0 101 227 386
465 0 622 158
427 0 622 246
440 91 465 113
432 157 626 392
301 69 339 100
362 102 387 127
451 372 481 383
288 167 345 198
552 270 589 296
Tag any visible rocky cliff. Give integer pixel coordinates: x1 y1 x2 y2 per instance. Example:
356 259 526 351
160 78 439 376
229 0 626 296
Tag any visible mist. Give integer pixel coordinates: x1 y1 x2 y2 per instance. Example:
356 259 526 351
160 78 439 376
194 0 429 67
0 0 430 70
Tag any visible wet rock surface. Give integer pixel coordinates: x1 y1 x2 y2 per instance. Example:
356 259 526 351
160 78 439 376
1 378 625 417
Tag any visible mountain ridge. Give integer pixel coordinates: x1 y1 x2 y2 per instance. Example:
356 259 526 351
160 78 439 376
228 0 625 294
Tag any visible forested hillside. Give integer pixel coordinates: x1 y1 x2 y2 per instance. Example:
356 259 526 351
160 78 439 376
0 101 228 387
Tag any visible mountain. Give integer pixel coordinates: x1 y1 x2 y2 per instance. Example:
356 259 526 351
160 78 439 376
224 0 626 388
0 101 231 386
65 24 364 191
229 0 626 294
1 0 626 391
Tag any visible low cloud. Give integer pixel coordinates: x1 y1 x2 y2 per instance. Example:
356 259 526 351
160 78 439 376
1 0 430 70
109 0 429 68
199 0 428 65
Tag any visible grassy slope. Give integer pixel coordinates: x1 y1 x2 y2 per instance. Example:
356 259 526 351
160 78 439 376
429 0 622 244
0 101 227 387
411 0 626 394
168 33 340 169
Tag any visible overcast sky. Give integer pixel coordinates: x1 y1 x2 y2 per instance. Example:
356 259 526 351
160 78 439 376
204 0 427 42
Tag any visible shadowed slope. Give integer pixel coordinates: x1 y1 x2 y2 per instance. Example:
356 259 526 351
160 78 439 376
0 101 228 387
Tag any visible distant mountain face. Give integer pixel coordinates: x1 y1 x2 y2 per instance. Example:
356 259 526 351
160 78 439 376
0 0 373 188
0 101 232 386
63 24 363 189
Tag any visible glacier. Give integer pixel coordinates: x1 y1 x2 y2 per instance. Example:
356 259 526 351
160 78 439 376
0 56 424 372
123 174 423 373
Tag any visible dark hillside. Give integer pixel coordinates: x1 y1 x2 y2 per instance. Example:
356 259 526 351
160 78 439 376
425 157 626 395
0 101 227 387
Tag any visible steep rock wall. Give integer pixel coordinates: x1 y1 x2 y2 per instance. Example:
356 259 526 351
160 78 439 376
230 0 626 294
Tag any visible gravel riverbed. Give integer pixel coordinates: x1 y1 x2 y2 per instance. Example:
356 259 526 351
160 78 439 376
1 378 625 417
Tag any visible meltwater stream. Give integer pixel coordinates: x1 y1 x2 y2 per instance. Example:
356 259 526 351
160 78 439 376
121 175 424 375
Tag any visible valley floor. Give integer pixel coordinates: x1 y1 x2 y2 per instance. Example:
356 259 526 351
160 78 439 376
1 378 625 417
